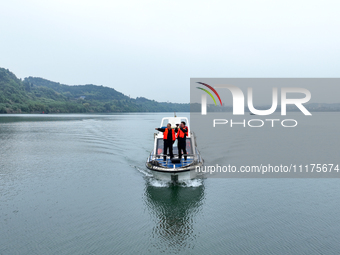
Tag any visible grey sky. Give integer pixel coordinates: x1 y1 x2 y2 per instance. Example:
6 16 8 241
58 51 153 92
1 0 340 103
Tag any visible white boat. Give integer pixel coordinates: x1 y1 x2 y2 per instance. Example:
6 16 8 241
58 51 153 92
145 116 204 182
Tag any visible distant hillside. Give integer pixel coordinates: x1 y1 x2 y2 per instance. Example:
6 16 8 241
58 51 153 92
0 68 189 113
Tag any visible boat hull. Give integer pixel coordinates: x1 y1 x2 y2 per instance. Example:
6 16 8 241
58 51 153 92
145 161 203 181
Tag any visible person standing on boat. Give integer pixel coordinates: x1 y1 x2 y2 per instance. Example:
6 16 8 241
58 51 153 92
155 123 175 161
175 121 188 161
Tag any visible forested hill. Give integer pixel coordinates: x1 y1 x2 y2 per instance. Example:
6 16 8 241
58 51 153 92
0 68 189 113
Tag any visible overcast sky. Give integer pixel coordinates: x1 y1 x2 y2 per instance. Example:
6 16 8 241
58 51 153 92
1 0 339 103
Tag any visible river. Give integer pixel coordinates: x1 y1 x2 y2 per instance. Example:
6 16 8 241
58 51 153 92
1 113 340 254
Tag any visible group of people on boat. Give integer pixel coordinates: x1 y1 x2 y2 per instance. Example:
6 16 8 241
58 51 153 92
155 121 188 161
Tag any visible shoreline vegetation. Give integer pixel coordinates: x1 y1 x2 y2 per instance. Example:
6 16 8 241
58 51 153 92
1 67 339 114
0 67 189 114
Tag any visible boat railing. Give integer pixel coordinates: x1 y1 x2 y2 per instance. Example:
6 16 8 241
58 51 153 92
148 152 200 162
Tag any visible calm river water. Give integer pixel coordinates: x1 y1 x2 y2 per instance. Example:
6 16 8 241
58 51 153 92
1 113 340 254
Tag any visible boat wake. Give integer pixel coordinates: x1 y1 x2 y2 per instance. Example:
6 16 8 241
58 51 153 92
135 165 203 187
148 178 203 188
133 165 153 177
178 178 203 187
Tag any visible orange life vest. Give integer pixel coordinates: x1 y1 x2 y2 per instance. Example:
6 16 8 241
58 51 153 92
177 126 188 138
163 128 176 141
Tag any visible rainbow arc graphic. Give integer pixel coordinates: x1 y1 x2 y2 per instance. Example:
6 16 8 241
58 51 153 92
196 82 223 106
